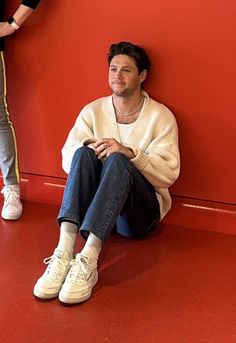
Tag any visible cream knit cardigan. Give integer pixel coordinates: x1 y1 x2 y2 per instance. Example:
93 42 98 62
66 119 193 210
62 91 180 219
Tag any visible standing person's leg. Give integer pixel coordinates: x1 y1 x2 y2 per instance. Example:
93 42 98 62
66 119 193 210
59 152 160 304
34 146 103 299
0 52 22 220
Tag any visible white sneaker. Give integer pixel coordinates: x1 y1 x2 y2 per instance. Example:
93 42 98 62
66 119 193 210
59 253 98 304
33 249 73 299
1 184 23 220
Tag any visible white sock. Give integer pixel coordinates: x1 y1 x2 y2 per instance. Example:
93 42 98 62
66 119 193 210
57 222 78 256
80 232 102 263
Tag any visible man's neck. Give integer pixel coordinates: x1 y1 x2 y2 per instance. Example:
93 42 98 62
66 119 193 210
112 91 143 115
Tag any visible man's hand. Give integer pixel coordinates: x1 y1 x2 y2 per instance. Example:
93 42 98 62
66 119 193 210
89 138 135 160
0 22 15 37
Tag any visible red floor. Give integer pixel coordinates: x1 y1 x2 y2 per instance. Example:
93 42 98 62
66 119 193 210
0 200 236 343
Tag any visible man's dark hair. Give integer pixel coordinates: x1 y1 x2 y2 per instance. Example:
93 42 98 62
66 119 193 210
107 41 151 74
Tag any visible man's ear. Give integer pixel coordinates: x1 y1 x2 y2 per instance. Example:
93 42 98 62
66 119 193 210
139 69 148 83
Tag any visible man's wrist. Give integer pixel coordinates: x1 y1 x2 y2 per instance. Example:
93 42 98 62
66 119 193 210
127 147 135 159
7 17 20 30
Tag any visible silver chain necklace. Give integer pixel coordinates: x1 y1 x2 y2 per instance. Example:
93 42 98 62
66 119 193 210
113 96 144 116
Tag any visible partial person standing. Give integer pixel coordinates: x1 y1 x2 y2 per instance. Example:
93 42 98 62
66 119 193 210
0 0 41 220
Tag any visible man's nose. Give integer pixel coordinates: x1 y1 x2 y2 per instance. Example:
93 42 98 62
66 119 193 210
116 70 123 79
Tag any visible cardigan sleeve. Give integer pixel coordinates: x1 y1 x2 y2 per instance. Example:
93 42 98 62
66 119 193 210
61 107 97 174
128 108 180 189
21 0 41 9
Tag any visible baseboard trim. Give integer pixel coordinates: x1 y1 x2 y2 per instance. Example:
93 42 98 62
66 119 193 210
163 196 236 235
1 173 235 235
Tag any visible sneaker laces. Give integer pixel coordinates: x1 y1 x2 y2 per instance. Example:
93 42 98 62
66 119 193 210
1 185 20 206
43 255 69 282
67 254 95 285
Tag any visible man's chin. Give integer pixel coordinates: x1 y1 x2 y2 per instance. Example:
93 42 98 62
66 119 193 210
112 89 127 97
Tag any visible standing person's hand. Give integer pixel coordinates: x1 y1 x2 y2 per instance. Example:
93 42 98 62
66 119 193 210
0 22 16 37
89 138 135 160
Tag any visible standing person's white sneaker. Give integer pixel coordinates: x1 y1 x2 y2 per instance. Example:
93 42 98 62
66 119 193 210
1 184 23 220
34 249 74 299
59 253 98 304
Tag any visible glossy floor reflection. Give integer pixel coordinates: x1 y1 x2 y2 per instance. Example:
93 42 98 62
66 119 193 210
0 201 236 343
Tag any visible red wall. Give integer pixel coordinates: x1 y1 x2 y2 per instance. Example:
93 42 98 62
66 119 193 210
5 0 236 205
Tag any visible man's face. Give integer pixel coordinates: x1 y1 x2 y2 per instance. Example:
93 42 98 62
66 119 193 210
108 54 146 97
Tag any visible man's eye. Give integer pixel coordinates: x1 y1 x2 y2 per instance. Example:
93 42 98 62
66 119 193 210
110 68 117 72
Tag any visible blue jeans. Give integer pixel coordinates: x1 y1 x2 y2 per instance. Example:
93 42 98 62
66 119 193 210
58 147 160 243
